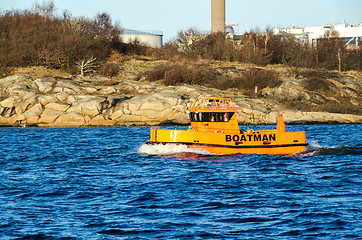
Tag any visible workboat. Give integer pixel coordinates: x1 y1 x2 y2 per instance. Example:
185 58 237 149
147 98 308 155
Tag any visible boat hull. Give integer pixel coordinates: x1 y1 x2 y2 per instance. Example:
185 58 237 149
149 128 308 155
187 143 307 155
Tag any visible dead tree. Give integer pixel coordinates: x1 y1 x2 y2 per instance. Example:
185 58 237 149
76 56 97 77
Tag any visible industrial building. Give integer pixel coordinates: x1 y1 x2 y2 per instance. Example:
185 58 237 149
273 22 362 48
120 29 163 48
120 0 226 49
211 0 361 49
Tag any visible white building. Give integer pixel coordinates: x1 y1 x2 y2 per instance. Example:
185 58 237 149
273 21 362 48
120 29 163 48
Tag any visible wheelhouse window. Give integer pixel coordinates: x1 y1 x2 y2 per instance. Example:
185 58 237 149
189 112 234 122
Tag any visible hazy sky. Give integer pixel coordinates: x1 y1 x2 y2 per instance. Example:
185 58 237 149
1 0 361 42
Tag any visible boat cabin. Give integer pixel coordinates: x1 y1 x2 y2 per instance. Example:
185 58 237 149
189 98 242 134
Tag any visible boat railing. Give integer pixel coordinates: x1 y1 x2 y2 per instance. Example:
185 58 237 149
190 98 242 112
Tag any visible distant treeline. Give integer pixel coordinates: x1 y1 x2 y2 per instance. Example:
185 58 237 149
0 2 145 73
169 28 362 71
0 2 361 74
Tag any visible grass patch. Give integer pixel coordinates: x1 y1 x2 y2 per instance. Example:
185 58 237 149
101 63 120 78
282 98 361 115
303 78 334 93
146 63 225 88
232 69 282 91
145 64 281 93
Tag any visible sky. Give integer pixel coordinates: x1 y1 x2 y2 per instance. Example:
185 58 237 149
1 0 361 42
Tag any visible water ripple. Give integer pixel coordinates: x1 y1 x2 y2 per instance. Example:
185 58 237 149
0 125 361 239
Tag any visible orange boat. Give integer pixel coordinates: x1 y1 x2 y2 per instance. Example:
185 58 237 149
147 98 308 155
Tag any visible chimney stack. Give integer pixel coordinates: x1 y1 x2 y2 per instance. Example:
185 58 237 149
211 0 225 33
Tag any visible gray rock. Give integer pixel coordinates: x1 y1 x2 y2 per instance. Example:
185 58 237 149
32 78 55 93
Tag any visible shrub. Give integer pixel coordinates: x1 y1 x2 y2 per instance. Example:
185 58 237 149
293 69 340 79
303 78 333 93
145 64 284 93
101 63 119 77
146 64 168 81
146 63 223 88
174 30 241 62
0 66 13 77
163 64 215 86
163 65 186 85
280 97 361 115
233 69 281 91
107 51 124 64
319 100 361 115
101 79 119 86
146 64 284 92
118 40 149 56
211 75 234 90
0 4 123 70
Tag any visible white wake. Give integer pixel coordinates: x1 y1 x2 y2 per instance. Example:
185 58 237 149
138 143 210 156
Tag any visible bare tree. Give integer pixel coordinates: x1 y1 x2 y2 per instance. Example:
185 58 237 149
32 0 56 18
317 28 345 70
76 56 97 77
262 28 273 53
175 28 203 53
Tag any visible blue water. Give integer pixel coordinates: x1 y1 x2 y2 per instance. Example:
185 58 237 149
0 124 361 239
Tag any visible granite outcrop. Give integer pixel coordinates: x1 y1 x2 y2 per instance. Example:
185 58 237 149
0 74 361 127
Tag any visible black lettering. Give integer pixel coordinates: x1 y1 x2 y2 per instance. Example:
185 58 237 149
232 135 240 141
269 134 276 141
253 134 261 141
226 133 275 142
226 135 231 142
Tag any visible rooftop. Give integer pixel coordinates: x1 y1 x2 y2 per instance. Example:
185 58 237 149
122 28 163 36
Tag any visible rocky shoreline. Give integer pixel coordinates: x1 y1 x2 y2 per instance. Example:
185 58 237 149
0 71 361 128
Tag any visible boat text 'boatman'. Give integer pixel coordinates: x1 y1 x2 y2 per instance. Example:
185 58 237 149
226 134 276 142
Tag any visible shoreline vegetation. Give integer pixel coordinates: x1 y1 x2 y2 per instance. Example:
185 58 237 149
0 2 361 127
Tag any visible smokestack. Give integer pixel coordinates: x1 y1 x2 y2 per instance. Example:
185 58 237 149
211 0 225 33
